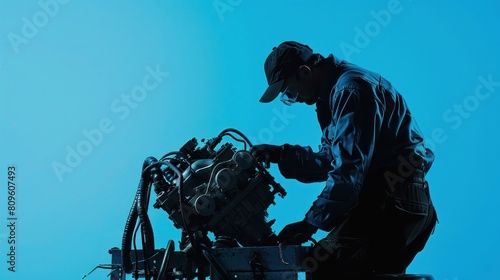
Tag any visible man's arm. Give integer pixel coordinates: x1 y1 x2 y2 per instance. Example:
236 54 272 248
277 134 334 183
305 85 383 231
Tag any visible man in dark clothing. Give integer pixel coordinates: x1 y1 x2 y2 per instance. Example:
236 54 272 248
251 41 438 279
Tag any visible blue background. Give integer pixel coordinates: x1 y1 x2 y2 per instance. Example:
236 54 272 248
1 1 499 279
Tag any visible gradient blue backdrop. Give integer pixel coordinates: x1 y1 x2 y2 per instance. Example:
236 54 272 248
1 1 499 279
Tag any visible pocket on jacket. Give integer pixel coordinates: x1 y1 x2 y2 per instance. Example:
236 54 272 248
391 182 429 216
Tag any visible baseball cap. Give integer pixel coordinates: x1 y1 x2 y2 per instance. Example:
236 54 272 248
260 41 314 103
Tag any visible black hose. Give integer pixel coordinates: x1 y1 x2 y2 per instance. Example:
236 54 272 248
137 157 157 279
200 244 232 280
121 157 158 274
121 193 138 274
218 128 254 148
157 240 175 280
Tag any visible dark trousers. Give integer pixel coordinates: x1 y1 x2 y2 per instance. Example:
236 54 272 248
306 171 438 279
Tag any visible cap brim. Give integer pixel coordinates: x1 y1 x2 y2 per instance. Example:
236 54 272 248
259 79 284 103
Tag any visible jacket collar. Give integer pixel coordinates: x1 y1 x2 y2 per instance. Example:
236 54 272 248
317 55 344 105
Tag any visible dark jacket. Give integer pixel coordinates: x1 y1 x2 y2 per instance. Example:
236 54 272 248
277 55 435 231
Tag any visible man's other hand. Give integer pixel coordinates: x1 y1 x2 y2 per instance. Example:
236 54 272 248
250 144 282 168
277 220 318 245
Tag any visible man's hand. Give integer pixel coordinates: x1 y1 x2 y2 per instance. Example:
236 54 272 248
277 220 318 245
250 144 282 168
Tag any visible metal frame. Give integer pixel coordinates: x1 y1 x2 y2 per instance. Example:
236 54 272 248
109 245 311 280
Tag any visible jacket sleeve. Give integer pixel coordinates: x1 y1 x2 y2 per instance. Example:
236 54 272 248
277 133 334 183
305 86 383 231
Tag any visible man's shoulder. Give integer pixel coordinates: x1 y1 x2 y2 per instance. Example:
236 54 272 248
334 62 385 90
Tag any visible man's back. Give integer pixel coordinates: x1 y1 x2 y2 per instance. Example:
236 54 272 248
331 60 434 174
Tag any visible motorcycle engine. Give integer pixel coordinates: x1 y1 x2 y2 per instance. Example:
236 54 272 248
152 130 286 248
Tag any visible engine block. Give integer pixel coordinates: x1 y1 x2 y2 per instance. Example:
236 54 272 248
153 133 286 247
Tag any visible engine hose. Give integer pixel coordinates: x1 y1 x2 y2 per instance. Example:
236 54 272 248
200 244 231 280
218 128 254 147
121 157 157 274
137 181 155 263
157 240 175 280
121 183 139 273
137 157 157 278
